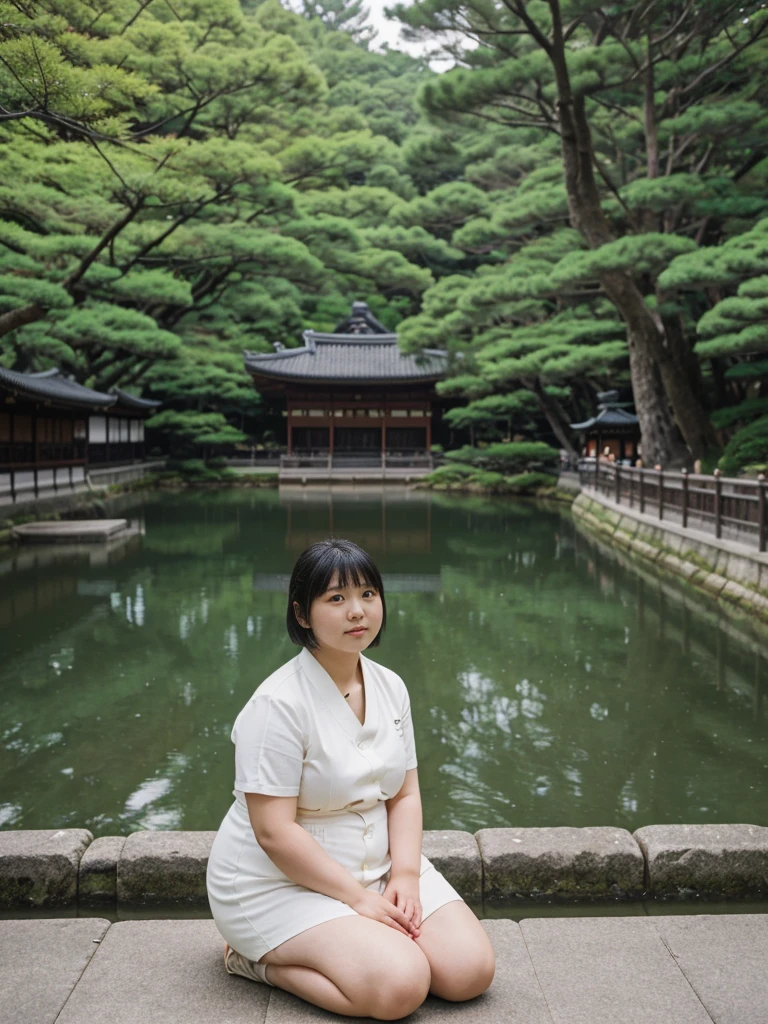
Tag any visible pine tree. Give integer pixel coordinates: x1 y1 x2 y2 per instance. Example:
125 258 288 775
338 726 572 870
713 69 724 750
387 0 768 465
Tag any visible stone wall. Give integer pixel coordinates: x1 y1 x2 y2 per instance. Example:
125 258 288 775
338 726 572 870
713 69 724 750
572 490 768 623
2 824 767 908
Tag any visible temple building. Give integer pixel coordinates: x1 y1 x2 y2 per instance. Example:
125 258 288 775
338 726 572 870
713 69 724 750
244 302 449 457
0 367 160 502
570 390 641 463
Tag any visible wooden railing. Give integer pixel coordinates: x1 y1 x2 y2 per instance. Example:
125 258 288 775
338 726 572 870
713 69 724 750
281 451 434 471
579 460 768 551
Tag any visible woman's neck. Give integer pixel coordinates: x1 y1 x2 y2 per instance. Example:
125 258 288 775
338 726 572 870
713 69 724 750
309 647 362 690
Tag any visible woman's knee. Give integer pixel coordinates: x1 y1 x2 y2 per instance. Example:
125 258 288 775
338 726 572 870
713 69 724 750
365 958 431 1019
430 949 495 1002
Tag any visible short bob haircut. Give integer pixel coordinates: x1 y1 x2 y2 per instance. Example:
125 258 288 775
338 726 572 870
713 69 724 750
286 538 386 650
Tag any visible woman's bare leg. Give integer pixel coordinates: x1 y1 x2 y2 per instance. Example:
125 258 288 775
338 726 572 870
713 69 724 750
259 916 431 1019
413 901 495 1001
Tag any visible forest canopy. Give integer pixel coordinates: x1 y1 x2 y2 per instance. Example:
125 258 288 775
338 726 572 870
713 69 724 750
2 0 768 473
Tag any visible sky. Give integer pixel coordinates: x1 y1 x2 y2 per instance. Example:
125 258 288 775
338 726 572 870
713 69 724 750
364 0 417 51
363 0 459 68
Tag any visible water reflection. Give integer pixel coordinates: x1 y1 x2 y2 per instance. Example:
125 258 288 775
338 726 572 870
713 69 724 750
0 489 766 837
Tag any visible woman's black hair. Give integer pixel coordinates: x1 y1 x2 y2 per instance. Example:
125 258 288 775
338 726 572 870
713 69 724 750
287 538 386 650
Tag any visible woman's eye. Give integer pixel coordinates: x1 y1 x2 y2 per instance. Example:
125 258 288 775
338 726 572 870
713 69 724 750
364 590 375 598
330 595 343 602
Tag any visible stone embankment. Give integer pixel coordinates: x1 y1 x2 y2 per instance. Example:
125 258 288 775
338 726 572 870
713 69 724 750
2 823 767 908
572 489 768 622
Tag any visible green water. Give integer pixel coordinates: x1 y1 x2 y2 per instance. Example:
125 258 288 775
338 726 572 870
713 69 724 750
1 488 767 838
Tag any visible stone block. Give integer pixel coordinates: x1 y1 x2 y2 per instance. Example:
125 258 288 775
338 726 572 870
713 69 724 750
741 589 768 620
630 538 661 563
677 559 704 582
0 828 93 907
56 920 269 1024
519 917 712 1024
79 835 127 902
699 571 726 596
617 514 640 538
117 830 215 904
712 548 731 577
663 531 684 554
475 827 644 899
651 914 768 1024
422 830 482 900
719 580 749 606
728 553 761 591
634 823 768 895
0 918 111 1024
657 552 686 578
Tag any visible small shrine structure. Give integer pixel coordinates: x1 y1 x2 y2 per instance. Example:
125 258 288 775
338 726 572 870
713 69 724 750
570 390 641 463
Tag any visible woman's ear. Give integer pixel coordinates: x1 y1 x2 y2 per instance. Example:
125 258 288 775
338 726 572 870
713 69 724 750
293 600 309 629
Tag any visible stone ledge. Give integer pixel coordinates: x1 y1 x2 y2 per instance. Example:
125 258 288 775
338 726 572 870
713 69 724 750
117 831 216 904
0 828 93 907
80 836 127 902
635 823 768 896
5 824 768 906
422 830 482 900
572 490 768 623
475 826 644 899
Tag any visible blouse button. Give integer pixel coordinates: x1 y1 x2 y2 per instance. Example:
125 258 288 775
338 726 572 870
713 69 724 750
362 862 369 871
358 741 368 750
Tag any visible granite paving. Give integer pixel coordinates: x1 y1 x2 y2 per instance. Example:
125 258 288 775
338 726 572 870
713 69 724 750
2 914 766 1023
0 918 110 1024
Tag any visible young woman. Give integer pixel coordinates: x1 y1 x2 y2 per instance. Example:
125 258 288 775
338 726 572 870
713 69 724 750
206 538 495 1019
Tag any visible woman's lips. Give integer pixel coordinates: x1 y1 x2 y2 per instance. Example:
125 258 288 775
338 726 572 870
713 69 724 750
345 627 367 635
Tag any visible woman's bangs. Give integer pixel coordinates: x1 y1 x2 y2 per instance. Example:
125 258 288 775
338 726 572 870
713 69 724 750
324 549 378 593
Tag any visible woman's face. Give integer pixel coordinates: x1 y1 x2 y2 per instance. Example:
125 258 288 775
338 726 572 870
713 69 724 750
296 574 383 655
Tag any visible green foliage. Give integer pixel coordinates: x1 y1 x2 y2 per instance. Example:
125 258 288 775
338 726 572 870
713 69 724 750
0 0 438 451
443 441 559 474
710 398 768 430
146 411 246 456
4 0 768 465
718 417 768 476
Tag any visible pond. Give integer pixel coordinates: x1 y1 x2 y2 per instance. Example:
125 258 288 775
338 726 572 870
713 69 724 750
1 487 767 838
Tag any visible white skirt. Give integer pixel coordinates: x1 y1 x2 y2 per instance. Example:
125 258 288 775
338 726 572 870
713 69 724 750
206 799 464 962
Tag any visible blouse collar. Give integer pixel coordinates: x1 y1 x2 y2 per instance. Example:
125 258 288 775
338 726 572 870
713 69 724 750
299 646 378 742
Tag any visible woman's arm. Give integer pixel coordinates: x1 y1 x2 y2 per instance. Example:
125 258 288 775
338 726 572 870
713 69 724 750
245 792 364 905
245 791 419 936
385 768 423 878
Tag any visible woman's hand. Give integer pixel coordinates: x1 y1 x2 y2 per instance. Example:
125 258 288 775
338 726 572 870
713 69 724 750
349 888 420 938
381 872 422 938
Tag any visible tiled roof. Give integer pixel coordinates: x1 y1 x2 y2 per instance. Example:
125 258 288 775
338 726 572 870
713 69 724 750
245 332 448 383
0 368 117 410
570 408 639 430
113 388 162 411
0 369 162 413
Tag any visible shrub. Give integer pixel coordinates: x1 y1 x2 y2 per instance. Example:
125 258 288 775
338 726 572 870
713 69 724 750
425 463 475 485
182 459 210 475
718 416 768 476
504 471 558 493
443 441 559 474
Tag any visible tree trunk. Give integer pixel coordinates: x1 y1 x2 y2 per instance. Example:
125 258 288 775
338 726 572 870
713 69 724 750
600 268 716 465
531 378 579 459
547 6 715 465
625 329 686 467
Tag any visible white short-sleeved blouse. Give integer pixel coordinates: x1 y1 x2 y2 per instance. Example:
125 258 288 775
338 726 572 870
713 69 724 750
231 646 417 811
